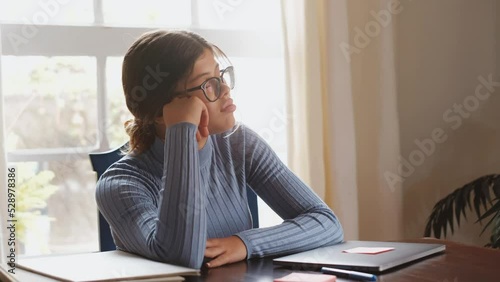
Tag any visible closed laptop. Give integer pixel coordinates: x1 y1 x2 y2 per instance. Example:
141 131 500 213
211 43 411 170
273 241 446 273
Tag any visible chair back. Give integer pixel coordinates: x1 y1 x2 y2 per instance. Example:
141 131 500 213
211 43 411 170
90 143 259 252
89 144 126 251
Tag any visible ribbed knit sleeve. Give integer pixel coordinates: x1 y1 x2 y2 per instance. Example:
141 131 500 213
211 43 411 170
95 123 207 269
235 126 344 259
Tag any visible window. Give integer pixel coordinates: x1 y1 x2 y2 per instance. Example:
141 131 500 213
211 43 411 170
1 0 286 255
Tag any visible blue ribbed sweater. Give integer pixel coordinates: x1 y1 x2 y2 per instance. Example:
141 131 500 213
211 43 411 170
95 123 344 269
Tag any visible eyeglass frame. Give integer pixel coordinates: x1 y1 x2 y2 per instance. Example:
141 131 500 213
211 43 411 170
181 66 235 102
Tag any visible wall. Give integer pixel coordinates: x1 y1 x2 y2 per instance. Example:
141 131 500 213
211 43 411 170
397 0 500 245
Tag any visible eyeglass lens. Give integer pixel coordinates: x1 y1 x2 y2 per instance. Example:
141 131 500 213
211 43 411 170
222 66 235 90
203 67 235 101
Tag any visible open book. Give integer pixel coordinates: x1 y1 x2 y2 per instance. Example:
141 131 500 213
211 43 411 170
17 250 199 282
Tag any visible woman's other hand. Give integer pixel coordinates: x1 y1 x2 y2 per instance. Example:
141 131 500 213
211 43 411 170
204 236 247 268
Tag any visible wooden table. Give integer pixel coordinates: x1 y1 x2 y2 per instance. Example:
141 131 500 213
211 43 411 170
185 238 500 282
6 238 499 281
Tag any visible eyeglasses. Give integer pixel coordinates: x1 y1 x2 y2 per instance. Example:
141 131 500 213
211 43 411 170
184 66 235 102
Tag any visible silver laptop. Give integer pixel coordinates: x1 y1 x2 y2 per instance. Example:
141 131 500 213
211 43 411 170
273 241 445 273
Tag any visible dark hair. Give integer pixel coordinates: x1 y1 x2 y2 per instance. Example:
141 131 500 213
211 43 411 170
122 30 227 154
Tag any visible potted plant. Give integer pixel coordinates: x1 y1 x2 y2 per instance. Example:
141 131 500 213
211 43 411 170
424 174 500 248
16 164 58 254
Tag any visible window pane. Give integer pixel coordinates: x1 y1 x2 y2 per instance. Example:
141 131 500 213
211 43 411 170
0 0 93 25
196 0 282 30
12 160 99 256
231 57 287 162
102 0 191 27
46 159 99 254
106 57 132 149
230 57 287 227
1 56 97 150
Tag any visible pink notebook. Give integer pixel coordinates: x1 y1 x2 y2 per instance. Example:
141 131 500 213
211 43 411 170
274 272 336 282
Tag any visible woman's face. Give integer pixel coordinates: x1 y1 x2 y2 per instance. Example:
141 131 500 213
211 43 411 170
181 48 236 134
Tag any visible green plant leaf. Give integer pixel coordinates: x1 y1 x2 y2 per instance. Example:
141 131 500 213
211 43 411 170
494 213 500 240
424 218 432 237
473 184 483 223
472 176 495 224
486 212 500 248
484 180 492 205
492 234 500 249
479 207 498 236
466 189 472 217
445 195 454 235
433 209 442 238
455 187 466 226
424 174 499 241
493 176 500 199
477 200 500 222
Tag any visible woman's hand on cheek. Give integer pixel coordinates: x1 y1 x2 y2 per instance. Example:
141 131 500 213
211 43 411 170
196 105 209 142
204 236 247 268
162 96 209 140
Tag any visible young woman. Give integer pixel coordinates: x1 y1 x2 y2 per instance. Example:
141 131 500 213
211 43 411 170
95 30 344 269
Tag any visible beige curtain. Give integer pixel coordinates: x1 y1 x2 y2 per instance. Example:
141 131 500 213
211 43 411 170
281 0 403 241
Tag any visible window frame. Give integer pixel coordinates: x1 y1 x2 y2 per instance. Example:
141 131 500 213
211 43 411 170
0 1 282 163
